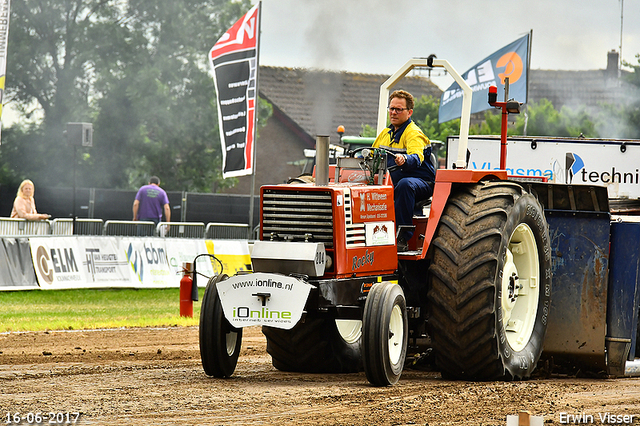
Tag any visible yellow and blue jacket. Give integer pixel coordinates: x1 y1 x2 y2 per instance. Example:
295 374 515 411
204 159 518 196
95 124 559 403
372 118 435 183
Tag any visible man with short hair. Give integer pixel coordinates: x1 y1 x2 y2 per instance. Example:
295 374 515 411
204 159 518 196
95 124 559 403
133 176 170 235
372 90 435 252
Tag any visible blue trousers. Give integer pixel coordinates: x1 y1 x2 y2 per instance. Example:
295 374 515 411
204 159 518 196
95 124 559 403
394 177 433 238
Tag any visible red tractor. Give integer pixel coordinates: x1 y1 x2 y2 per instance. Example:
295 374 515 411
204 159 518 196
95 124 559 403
199 57 640 385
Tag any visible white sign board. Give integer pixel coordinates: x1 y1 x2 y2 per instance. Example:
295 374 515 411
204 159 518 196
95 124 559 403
30 237 86 289
164 239 214 279
122 238 174 287
448 136 640 199
216 272 312 329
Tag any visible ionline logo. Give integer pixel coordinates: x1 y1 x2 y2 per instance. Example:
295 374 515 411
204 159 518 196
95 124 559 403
233 306 292 320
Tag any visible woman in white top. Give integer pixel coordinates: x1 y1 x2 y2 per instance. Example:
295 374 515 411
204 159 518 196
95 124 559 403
10 179 49 221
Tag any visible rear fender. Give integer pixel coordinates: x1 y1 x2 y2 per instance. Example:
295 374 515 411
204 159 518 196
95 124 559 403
410 169 508 260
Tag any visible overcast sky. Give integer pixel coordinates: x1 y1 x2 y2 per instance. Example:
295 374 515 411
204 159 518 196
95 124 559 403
258 0 640 90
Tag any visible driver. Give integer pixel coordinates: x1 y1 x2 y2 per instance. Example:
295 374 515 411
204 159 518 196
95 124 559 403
372 90 435 252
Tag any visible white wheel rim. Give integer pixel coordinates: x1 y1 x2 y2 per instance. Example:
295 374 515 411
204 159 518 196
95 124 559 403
336 320 362 344
388 304 404 365
226 331 238 356
501 223 540 352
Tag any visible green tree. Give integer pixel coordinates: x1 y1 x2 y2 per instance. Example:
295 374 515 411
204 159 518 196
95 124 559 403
2 0 266 193
467 99 597 138
412 95 460 144
513 99 596 138
618 54 640 138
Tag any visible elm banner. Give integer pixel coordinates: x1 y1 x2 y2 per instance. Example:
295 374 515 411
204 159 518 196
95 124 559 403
30 237 85 289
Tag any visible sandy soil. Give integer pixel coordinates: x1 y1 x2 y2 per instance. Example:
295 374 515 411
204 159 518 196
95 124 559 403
1 326 639 426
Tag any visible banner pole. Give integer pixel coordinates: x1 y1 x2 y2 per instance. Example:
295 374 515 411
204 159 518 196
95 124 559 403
248 1 262 240
0 0 11 145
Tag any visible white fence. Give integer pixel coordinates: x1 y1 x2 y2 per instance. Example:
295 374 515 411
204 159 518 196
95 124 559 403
0 217 249 239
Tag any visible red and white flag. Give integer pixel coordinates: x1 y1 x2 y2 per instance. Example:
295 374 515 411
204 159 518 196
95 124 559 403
209 3 260 178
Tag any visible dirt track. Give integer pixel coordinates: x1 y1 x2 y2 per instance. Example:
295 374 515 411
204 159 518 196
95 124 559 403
1 326 639 426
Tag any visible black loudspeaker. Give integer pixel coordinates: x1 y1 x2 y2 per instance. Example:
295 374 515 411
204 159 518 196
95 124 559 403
66 122 93 147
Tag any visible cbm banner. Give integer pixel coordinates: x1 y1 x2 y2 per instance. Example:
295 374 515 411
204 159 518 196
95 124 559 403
209 3 261 178
438 33 530 123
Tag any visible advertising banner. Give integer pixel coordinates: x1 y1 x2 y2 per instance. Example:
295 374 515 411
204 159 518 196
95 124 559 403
165 238 215 282
80 237 131 286
0 237 38 289
447 135 640 199
24 237 254 290
209 3 260 178
29 237 132 289
0 0 10 144
439 33 530 123
205 239 252 277
30 237 85 289
122 238 174 288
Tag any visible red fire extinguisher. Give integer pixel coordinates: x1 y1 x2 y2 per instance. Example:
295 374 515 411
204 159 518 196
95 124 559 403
180 262 193 318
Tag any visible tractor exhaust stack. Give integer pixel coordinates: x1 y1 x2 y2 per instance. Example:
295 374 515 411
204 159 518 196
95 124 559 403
315 135 330 186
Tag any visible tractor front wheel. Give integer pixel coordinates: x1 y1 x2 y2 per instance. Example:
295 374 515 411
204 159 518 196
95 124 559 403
362 282 408 386
199 274 243 378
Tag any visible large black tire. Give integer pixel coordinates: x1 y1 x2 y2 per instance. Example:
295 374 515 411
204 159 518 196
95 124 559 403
262 318 362 373
199 274 243 378
428 181 552 380
362 282 408 386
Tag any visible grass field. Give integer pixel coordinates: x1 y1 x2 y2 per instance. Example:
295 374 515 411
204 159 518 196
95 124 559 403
0 288 206 332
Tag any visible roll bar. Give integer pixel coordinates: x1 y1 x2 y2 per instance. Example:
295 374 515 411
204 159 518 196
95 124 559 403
377 57 472 169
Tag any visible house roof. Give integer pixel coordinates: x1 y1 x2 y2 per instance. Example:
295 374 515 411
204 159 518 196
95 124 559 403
529 68 640 112
259 66 443 145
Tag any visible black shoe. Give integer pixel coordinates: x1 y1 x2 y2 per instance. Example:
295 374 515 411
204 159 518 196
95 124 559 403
397 237 409 252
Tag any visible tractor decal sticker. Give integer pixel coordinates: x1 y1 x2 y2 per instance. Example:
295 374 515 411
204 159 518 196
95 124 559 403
352 249 374 270
352 188 394 223
364 221 395 246
372 224 389 245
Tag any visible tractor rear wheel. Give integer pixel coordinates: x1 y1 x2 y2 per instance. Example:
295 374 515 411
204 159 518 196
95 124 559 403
362 282 408 386
199 274 243 378
262 319 362 373
428 181 551 380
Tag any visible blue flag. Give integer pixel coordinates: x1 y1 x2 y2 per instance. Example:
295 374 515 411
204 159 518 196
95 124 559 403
438 33 530 123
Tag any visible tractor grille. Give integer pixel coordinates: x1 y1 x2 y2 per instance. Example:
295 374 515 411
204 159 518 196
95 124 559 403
344 191 365 247
262 189 334 247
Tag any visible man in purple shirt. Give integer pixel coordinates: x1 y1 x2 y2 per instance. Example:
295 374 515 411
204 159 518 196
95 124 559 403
133 176 170 231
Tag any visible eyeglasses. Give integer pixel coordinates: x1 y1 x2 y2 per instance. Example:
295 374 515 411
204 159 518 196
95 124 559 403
388 107 409 113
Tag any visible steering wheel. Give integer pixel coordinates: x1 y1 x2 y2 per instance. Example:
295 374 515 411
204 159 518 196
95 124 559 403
345 147 398 183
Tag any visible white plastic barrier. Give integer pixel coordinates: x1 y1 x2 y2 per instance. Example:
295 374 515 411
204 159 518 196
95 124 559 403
0 218 51 236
